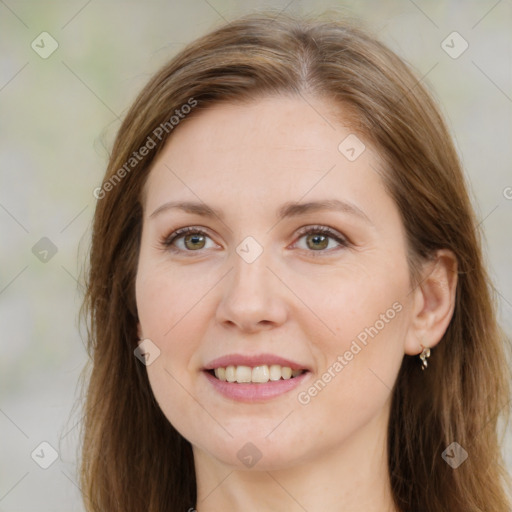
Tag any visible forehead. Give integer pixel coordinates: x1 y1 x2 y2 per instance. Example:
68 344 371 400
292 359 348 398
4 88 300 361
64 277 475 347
142 95 387 219
159 94 357 156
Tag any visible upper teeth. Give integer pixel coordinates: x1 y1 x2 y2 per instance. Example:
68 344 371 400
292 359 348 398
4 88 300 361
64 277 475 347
213 365 304 383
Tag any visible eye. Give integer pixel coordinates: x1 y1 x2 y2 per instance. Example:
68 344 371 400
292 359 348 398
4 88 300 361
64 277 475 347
161 226 218 253
292 225 350 256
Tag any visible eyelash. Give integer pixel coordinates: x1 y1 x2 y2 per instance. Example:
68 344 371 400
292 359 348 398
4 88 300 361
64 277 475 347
160 225 350 258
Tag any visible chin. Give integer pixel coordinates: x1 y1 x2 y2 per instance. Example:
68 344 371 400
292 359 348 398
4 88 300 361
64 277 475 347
192 430 313 472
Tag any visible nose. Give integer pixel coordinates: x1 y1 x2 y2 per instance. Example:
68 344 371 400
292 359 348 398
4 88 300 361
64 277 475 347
215 248 288 333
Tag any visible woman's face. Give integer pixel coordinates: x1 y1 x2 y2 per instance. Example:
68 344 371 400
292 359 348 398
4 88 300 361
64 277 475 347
135 94 417 470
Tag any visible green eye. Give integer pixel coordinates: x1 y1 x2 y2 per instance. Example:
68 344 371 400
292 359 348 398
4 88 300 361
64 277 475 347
293 226 349 256
163 227 215 252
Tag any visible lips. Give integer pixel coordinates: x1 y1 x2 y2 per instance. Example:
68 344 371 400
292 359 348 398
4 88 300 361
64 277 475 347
202 353 311 400
202 366 310 401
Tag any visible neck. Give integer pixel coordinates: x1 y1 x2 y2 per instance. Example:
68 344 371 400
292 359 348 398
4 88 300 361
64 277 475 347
192 403 398 512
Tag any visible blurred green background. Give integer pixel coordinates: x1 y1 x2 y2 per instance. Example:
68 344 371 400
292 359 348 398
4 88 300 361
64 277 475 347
1 1 511 510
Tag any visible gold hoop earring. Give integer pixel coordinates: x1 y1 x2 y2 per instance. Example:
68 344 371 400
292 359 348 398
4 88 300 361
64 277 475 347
419 344 431 371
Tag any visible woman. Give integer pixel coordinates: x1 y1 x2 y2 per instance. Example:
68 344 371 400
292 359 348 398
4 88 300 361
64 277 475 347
79 11 512 512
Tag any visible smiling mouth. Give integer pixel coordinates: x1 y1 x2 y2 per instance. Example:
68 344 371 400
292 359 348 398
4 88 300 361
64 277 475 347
206 364 308 384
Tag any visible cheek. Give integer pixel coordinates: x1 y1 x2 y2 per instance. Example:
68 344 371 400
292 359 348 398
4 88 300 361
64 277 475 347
136 258 211 340
293 259 409 344
137 272 203 440
293 285 408 450
136 277 200 384
296 263 410 401
135 261 210 405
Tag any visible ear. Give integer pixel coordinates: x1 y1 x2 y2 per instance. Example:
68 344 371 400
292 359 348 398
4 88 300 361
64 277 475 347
137 322 143 340
404 249 458 356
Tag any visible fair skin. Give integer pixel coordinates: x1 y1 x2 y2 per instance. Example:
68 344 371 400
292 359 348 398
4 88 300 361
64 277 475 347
135 94 457 512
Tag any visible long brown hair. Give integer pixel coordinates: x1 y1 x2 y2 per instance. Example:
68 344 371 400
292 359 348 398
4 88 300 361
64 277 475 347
79 11 512 511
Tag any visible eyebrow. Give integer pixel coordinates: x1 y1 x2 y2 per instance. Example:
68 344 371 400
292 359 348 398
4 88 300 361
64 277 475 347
149 199 372 224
